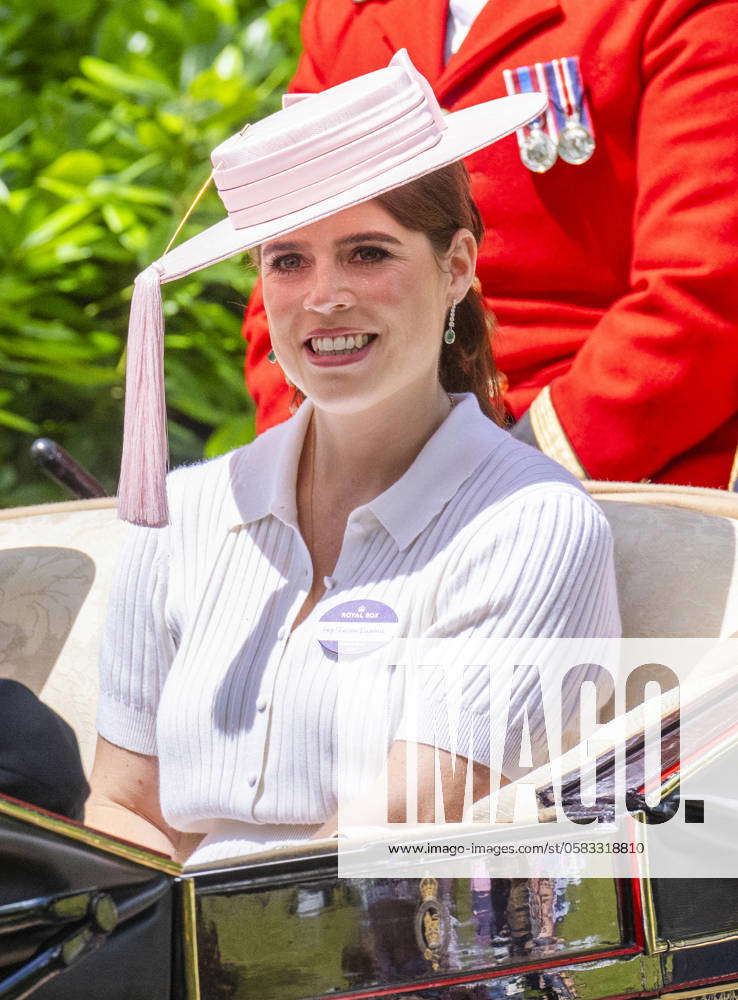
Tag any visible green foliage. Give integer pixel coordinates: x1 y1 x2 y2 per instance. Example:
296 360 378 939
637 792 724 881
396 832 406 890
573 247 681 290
0 0 303 506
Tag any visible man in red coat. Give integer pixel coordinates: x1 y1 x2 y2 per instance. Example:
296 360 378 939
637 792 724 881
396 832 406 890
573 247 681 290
242 0 738 489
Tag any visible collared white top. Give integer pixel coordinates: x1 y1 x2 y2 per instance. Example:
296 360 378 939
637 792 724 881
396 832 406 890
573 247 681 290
97 394 619 864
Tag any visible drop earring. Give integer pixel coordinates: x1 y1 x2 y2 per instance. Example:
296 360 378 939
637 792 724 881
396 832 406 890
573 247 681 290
267 349 277 363
443 301 457 345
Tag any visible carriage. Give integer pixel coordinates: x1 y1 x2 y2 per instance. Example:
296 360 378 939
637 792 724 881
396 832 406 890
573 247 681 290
2 481 738 999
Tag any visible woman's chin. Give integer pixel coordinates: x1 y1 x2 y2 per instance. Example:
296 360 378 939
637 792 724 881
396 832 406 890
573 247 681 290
306 383 386 417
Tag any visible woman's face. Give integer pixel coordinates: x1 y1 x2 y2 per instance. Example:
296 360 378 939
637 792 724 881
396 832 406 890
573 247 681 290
260 200 475 416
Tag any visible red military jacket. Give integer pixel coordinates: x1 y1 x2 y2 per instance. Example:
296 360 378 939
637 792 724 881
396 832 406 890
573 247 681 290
242 0 738 488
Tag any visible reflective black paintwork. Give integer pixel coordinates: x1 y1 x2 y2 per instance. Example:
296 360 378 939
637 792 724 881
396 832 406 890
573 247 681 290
193 855 625 1000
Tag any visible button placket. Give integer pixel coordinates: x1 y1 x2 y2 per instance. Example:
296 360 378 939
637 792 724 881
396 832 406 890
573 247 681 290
245 537 311 812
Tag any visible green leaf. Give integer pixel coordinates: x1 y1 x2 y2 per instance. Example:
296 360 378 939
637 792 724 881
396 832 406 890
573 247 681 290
19 201 95 250
37 176 87 200
0 409 40 434
196 0 237 28
6 188 31 215
0 119 34 155
120 225 150 253
43 150 105 185
116 152 164 183
0 334 104 362
0 356 120 387
80 56 172 100
204 411 255 458
0 313 77 339
165 357 232 424
87 118 118 144
89 330 120 352
101 203 136 233
88 179 172 207
213 44 244 81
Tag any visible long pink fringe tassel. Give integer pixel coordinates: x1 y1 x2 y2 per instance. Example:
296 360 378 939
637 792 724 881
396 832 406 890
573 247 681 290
118 264 169 526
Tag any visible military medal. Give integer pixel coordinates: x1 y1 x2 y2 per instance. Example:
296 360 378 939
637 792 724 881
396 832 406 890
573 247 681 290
520 121 558 173
504 66 557 173
558 121 595 164
550 57 596 164
504 57 596 172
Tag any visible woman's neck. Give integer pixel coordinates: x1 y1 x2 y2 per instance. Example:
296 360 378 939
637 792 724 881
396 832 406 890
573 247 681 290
291 383 454 630
310 384 453 509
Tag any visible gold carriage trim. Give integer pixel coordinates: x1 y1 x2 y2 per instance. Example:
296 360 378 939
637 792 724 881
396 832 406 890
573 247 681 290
529 384 588 480
181 877 202 1000
0 795 181 876
729 443 738 492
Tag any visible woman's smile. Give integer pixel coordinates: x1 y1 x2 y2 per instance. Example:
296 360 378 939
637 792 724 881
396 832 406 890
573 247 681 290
304 328 378 366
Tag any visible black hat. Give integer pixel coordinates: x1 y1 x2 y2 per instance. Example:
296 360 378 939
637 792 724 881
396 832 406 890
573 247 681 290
0 679 89 822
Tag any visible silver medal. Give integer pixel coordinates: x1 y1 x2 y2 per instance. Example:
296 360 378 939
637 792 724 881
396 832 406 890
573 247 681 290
520 124 558 173
557 120 596 165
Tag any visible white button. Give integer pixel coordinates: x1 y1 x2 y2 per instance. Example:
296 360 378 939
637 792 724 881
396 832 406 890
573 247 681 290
256 697 268 712
323 576 335 590
277 626 286 640
248 773 257 787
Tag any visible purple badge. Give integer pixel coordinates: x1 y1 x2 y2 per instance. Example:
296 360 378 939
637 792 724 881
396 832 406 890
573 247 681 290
317 600 399 655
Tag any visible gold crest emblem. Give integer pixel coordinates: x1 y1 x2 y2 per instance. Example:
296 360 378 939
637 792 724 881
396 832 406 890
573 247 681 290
414 878 449 971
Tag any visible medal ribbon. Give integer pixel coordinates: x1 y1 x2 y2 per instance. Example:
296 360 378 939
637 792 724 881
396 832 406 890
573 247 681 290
534 62 559 142
503 66 550 147
549 57 595 137
503 67 528 157
552 58 575 122
561 56 594 135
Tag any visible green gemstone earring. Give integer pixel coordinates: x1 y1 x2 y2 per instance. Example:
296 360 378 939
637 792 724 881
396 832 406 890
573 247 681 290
267 349 277 363
443 300 457 345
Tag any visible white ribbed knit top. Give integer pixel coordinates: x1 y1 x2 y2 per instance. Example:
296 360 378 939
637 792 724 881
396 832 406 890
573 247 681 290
97 394 620 865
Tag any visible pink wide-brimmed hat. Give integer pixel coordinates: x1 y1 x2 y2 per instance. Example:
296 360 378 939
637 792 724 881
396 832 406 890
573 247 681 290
120 49 546 527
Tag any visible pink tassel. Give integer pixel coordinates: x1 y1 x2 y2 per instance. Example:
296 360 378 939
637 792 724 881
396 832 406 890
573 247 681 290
118 264 169 526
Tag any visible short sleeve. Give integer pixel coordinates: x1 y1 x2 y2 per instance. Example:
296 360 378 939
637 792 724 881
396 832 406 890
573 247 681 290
96 523 176 755
394 485 621 769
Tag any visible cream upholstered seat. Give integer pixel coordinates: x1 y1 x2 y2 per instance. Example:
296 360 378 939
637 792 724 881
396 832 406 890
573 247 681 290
1 485 737 779
0 498 122 774
589 482 738 639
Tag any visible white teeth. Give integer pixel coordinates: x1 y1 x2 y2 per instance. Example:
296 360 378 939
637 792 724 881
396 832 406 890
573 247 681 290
309 333 371 354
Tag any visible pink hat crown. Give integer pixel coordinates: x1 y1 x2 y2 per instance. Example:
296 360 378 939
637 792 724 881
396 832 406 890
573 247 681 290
211 51 447 230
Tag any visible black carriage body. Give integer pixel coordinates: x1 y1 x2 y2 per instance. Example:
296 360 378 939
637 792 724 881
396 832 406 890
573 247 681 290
3 797 738 1000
